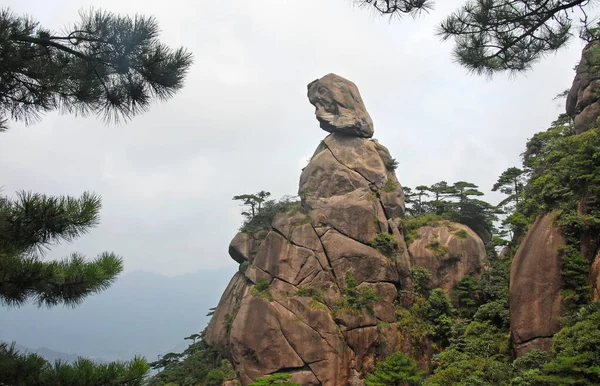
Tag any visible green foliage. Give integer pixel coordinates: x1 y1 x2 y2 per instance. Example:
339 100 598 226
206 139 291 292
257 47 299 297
0 342 149 386
370 233 400 260
251 279 273 301
148 329 234 386
453 275 483 318
249 373 299 386
338 272 379 314
396 306 434 348
528 309 600 385
239 261 250 274
357 0 596 75
411 266 432 298
401 180 498 242
454 229 468 239
365 352 423 386
0 8 192 131
426 321 511 386
401 213 448 245
296 285 324 303
559 246 591 313
0 191 122 307
426 240 449 258
381 178 399 193
473 300 510 330
235 194 302 233
420 289 455 346
384 157 399 171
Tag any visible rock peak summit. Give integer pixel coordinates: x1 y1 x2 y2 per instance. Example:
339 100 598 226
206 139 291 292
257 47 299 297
307 73 374 138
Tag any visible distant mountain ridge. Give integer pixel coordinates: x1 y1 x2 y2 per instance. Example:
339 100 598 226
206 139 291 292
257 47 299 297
0 267 235 361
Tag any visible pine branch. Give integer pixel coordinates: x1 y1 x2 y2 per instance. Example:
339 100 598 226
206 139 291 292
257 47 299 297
0 251 123 307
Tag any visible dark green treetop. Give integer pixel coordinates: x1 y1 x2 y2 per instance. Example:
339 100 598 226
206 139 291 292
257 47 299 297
0 8 193 130
355 0 597 74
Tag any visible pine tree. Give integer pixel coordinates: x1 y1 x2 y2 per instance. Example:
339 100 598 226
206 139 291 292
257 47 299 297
0 8 193 131
365 352 423 386
355 0 597 74
0 191 122 307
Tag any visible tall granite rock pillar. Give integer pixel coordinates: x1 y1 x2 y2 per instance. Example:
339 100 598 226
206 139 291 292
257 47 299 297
205 74 411 385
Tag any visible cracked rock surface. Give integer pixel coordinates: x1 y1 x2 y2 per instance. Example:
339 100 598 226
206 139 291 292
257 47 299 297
205 74 486 384
509 213 565 357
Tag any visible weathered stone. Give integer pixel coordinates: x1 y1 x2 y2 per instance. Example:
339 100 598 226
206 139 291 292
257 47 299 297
379 172 406 220
566 40 600 134
323 134 387 186
272 211 311 240
289 371 320 385
510 213 566 357
205 273 250 352
229 232 255 264
305 190 386 244
254 231 321 285
513 338 554 358
307 73 374 138
358 282 397 323
321 230 400 289
408 221 485 292
299 146 370 199
208 74 418 385
229 297 304 381
344 326 378 372
244 265 272 284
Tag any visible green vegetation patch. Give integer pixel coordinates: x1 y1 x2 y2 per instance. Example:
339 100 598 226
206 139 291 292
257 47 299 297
251 279 273 301
400 213 448 245
383 157 399 171
381 178 399 192
426 240 450 258
370 233 400 261
454 229 469 239
337 272 379 314
296 285 325 303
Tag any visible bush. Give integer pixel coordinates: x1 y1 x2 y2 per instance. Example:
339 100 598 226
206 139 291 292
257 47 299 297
370 233 400 260
411 266 432 298
249 373 299 386
365 352 423 386
338 272 379 314
426 240 449 258
296 286 324 303
384 157 399 171
473 300 509 330
454 229 469 239
381 178 399 192
401 213 448 245
251 279 273 301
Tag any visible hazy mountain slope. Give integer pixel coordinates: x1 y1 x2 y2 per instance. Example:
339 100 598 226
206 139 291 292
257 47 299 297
0 266 236 361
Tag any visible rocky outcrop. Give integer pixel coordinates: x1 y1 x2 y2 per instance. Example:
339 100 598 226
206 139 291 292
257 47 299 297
206 73 486 384
566 40 600 134
205 74 413 385
510 213 566 357
307 73 374 138
408 221 486 293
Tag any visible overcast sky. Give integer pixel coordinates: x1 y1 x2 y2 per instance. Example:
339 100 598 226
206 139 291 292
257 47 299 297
1 0 587 276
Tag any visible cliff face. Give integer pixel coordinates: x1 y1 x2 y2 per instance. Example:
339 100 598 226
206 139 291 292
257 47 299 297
509 213 565 357
408 221 486 293
205 74 486 385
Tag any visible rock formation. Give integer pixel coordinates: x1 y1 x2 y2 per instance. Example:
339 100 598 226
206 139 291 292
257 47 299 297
307 73 374 138
206 74 486 385
408 221 486 293
510 213 566 357
567 40 600 134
